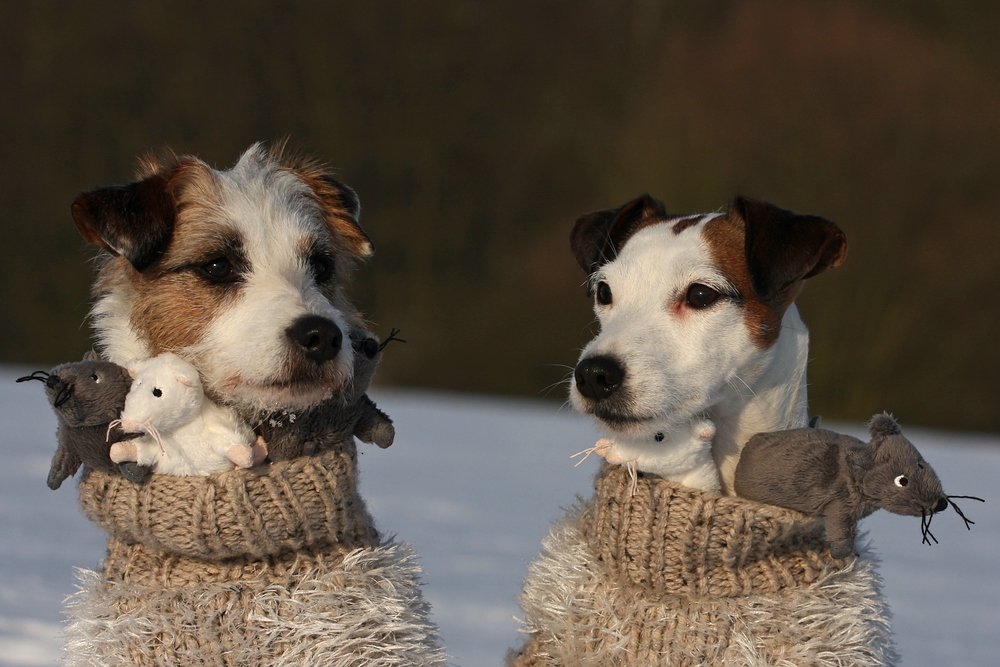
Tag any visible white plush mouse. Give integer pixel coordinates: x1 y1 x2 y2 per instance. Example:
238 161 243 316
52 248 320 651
109 353 262 476
577 417 721 494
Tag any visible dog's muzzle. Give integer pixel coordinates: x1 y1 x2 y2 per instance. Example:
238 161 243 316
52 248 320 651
574 355 625 401
286 315 343 364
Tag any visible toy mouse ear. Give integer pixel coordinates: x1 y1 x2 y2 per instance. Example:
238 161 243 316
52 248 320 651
736 196 847 303
868 413 901 438
570 194 667 275
71 173 177 272
174 374 196 388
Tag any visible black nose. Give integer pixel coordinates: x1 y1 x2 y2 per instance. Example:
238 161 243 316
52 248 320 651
934 498 949 513
574 355 625 400
286 315 343 364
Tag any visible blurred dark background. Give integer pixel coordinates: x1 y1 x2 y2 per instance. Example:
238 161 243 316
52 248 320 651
2 0 997 431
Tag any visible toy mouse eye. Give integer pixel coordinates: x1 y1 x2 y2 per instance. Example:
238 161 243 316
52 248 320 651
152 388 163 398
686 283 720 309
894 475 908 488
595 281 613 306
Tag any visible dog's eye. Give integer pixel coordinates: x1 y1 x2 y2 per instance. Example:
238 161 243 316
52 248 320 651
90 372 101 383
686 283 720 309
595 281 613 306
894 475 908 488
200 257 235 282
309 254 335 283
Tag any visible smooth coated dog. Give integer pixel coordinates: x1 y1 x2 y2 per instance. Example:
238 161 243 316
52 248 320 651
569 195 846 493
72 144 374 419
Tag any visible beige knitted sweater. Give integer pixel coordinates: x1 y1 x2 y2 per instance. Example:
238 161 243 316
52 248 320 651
509 465 897 667
65 438 446 666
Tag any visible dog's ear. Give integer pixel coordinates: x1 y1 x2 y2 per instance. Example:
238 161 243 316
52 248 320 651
71 173 176 272
310 175 374 259
736 196 847 302
570 194 666 274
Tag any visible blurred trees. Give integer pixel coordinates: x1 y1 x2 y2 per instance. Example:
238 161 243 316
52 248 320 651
1 0 997 431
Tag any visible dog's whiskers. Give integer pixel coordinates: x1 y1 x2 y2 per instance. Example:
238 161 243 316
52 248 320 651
728 374 757 399
540 364 576 399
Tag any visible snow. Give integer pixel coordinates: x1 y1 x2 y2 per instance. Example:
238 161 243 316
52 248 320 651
1 365 996 666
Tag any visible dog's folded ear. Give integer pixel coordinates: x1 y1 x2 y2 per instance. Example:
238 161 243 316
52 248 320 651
71 174 176 272
306 174 374 259
736 196 847 303
570 194 666 275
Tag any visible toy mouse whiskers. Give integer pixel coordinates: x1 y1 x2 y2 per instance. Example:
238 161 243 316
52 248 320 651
921 493 985 546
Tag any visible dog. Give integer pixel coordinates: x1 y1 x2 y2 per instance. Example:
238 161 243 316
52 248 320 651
71 143 374 417
64 145 447 665
569 194 846 493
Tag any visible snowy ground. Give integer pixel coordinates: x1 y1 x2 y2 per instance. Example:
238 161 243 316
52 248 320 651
0 365 996 666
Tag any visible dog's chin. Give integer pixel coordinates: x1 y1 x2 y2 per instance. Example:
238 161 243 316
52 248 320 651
216 376 347 414
588 402 701 441
593 411 660 439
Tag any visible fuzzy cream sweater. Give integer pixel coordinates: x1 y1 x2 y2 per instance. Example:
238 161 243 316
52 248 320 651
65 439 446 666
509 465 897 667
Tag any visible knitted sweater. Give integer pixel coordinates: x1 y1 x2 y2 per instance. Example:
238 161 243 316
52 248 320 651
509 465 897 667
65 437 446 666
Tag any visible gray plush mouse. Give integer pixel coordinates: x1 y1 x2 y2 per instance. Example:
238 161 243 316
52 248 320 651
734 413 982 558
257 329 396 461
18 356 152 489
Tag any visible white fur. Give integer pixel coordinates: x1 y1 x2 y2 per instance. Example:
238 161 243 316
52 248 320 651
92 145 356 413
571 217 810 493
593 417 720 493
111 353 256 476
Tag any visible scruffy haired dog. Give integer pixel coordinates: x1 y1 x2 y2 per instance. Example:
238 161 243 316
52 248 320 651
65 146 447 665
73 144 373 415
570 195 847 493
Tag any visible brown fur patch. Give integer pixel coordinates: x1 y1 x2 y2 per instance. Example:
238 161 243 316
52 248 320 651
672 217 701 235
279 155 373 260
703 214 792 348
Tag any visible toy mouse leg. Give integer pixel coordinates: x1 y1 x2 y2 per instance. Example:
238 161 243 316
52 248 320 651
47 444 81 490
824 501 859 559
353 395 395 449
226 443 256 469
118 461 151 484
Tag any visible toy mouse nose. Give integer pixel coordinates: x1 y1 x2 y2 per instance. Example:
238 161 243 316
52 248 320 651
934 498 949 513
575 355 625 400
287 315 343 364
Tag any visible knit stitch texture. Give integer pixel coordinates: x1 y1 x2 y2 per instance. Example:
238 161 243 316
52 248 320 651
509 465 897 667
65 439 446 666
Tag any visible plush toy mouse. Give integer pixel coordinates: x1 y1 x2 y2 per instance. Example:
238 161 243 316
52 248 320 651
109 353 261 476
575 417 721 494
258 328 396 461
734 413 983 558
18 356 151 488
